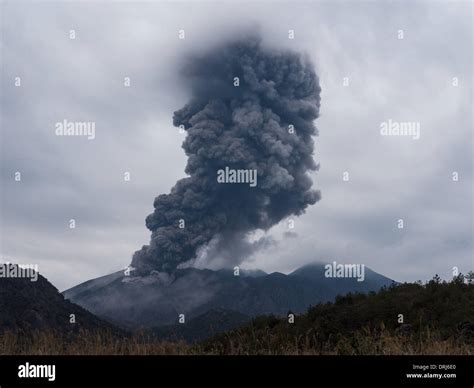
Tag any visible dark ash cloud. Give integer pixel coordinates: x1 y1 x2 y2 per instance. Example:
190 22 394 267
132 36 322 274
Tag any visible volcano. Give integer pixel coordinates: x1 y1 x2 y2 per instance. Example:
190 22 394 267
63 263 395 330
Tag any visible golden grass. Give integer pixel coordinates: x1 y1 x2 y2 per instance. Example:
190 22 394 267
1 328 471 355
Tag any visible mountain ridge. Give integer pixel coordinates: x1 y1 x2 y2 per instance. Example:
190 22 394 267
63 262 395 330
0 264 125 337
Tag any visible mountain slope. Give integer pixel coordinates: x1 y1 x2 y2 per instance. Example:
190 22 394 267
62 270 124 300
0 264 125 337
150 308 251 342
64 262 395 330
290 262 394 295
200 275 474 354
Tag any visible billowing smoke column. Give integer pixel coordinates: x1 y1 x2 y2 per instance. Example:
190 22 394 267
132 36 321 274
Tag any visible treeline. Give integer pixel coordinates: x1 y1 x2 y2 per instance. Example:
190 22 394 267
199 274 474 354
2 274 472 355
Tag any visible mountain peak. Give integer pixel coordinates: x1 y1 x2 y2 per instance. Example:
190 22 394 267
0 265 124 337
63 263 394 330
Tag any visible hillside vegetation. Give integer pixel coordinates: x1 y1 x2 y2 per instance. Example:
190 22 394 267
200 273 474 354
1 274 472 355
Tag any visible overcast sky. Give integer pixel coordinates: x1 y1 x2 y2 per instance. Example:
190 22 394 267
1 0 472 290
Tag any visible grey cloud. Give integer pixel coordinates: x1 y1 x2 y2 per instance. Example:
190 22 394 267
0 1 472 290
131 36 322 273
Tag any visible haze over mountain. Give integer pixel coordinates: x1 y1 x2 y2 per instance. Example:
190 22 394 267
63 263 395 330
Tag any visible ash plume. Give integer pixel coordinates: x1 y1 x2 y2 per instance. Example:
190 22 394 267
132 36 322 274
